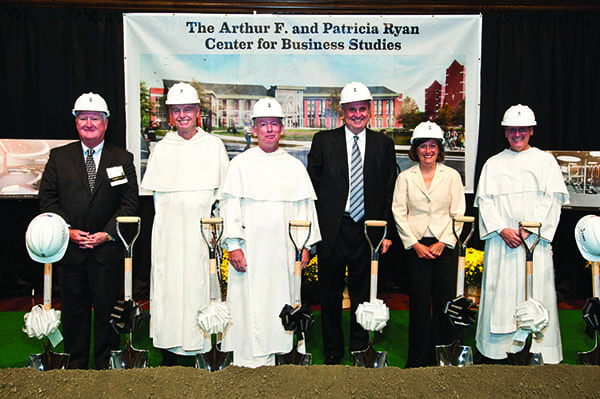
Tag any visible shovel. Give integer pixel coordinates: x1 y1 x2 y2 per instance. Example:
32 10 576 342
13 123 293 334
437 215 476 367
577 260 600 365
195 217 233 371
109 216 149 369
507 221 544 366
28 262 70 371
276 220 314 366
351 220 389 368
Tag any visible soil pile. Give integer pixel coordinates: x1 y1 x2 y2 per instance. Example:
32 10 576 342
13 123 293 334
1 364 599 398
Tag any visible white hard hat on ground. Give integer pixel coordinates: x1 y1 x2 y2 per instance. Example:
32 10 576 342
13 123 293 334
26 213 69 264
501 104 537 127
165 82 200 105
575 215 600 262
251 97 284 119
72 92 110 117
411 121 445 144
340 82 372 105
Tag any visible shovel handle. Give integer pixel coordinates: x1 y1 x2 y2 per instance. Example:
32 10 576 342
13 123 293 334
290 220 311 227
370 259 379 302
593 261 600 298
116 216 141 258
124 257 132 301
454 216 475 223
521 221 542 229
116 216 141 224
526 259 534 300
44 263 52 311
201 217 223 225
365 220 387 227
457 255 465 297
209 257 218 304
294 260 302 308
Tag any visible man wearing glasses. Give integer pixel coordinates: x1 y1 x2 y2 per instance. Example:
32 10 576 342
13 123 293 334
141 82 230 365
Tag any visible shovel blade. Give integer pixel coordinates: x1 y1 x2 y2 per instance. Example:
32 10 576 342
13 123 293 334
577 332 600 365
195 335 233 372
110 338 148 369
29 342 70 371
436 341 473 367
506 334 544 366
351 341 388 368
275 341 312 366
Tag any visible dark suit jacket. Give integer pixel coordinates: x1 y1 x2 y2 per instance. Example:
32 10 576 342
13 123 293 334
307 126 397 259
38 141 139 264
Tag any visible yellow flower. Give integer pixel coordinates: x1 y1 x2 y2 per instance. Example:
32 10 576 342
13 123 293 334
464 248 484 287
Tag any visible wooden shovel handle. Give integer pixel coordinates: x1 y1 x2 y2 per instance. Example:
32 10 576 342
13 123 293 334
521 221 542 229
116 216 141 224
124 257 132 301
365 220 387 227
457 255 465 297
44 263 52 311
294 260 302 308
201 217 223 225
370 259 379 302
290 220 311 227
454 216 475 223
526 259 534 300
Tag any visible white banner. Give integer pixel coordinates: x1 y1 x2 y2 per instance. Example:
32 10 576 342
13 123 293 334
124 13 481 192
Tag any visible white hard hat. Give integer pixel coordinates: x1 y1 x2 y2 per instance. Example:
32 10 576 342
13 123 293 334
340 81 372 105
251 97 284 119
25 213 69 264
411 121 445 144
72 92 110 117
501 104 536 127
575 215 600 262
165 82 200 105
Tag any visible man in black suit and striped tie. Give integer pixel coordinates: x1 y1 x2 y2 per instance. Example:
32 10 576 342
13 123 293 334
307 82 397 365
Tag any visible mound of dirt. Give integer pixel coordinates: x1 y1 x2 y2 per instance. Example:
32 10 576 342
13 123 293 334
0 364 599 398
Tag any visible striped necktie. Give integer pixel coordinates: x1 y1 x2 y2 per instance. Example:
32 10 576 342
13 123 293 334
349 135 364 222
85 149 96 191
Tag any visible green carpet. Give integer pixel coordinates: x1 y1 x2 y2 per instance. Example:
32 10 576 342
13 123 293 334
0 310 593 369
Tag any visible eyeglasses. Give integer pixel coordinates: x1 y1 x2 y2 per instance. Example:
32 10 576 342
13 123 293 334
170 106 197 115
505 127 532 134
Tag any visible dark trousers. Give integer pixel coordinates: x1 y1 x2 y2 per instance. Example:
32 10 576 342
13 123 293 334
318 215 371 361
405 237 457 368
57 255 122 369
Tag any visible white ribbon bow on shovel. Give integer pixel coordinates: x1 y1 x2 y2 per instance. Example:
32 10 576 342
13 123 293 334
23 304 62 340
356 299 390 333
513 298 549 342
197 302 232 335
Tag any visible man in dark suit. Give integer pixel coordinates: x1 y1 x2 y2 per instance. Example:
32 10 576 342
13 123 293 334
38 92 139 369
307 82 397 365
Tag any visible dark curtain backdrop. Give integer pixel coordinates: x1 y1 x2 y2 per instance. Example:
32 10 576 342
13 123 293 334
1 7 598 301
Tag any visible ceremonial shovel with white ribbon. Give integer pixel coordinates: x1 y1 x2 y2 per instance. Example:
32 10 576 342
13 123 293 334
351 220 389 368
196 217 233 371
507 221 547 366
27 262 70 371
24 212 70 371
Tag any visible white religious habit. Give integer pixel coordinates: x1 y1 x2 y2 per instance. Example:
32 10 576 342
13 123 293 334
219 147 321 368
474 147 568 364
141 129 230 355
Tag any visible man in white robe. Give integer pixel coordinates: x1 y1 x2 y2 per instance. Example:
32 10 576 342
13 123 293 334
474 104 569 364
141 82 229 364
220 98 321 368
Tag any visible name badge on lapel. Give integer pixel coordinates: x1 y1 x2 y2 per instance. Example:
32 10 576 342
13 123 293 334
106 166 128 186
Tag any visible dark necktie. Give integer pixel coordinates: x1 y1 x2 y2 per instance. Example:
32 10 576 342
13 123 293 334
85 149 96 191
349 135 364 222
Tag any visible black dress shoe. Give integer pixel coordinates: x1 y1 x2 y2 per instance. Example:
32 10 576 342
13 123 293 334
324 355 341 365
